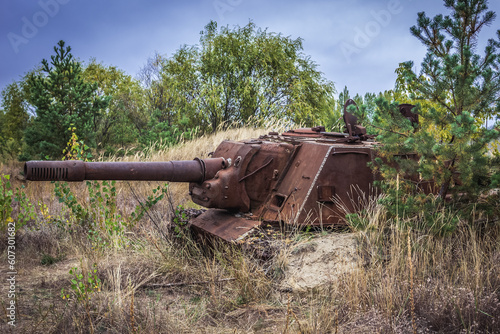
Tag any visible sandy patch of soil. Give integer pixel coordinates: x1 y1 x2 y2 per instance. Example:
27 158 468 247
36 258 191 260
282 233 360 291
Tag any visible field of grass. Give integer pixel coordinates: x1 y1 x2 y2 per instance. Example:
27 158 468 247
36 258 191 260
1 124 499 333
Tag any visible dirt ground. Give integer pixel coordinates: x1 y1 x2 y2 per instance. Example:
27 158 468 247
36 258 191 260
0 231 362 333
282 233 360 291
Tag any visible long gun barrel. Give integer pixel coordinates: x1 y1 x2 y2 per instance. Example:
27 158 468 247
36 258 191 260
24 158 228 183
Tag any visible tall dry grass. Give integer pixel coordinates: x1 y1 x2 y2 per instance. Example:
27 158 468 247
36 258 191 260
291 192 500 333
1 122 288 333
1 121 499 333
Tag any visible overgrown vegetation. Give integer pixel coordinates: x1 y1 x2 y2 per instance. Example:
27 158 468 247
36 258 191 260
1 122 499 333
349 0 500 233
1 0 499 332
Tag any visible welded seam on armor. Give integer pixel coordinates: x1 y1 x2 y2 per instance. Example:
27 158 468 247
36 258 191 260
294 146 333 225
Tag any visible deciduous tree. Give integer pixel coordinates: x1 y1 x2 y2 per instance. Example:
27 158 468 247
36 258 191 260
142 21 335 136
83 60 144 151
0 82 29 160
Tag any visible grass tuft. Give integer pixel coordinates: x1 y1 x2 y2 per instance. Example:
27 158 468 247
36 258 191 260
0 124 498 333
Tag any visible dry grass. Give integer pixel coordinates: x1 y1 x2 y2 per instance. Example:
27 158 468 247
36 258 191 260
1 123 499 333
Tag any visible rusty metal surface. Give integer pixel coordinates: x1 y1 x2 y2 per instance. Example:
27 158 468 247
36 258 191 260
190 140 295 213
189 209 261 241
261 142 332 224
25 158 226 182
255 140 376 227
343 99 364 137
398 104 418 129
190 141 260 212
281 126 325 137
24 160 86 181
314 145 375 226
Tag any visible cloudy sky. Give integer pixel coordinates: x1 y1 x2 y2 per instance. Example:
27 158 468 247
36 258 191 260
1 0 499 97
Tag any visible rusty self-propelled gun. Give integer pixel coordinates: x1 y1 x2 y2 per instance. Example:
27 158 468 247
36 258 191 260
24 100 424 242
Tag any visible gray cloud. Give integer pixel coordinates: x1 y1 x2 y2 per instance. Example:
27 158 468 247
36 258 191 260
1 0 499 97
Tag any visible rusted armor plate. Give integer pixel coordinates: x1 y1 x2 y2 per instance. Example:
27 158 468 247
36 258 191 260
189 209 261 241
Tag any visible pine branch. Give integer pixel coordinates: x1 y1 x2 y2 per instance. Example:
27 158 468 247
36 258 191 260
367 122 409 138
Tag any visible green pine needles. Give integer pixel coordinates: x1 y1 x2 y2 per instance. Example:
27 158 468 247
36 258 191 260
23 40 110 160
372 0 500 219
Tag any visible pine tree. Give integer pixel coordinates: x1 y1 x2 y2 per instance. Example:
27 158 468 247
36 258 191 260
374 0 500 201
22 40 110 160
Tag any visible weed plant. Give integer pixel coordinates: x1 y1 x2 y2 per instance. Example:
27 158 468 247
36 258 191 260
0 123 498 333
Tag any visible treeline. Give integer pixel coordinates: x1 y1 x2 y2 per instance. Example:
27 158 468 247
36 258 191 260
0 21 345 161
1 1 500 207
0 20 402 163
